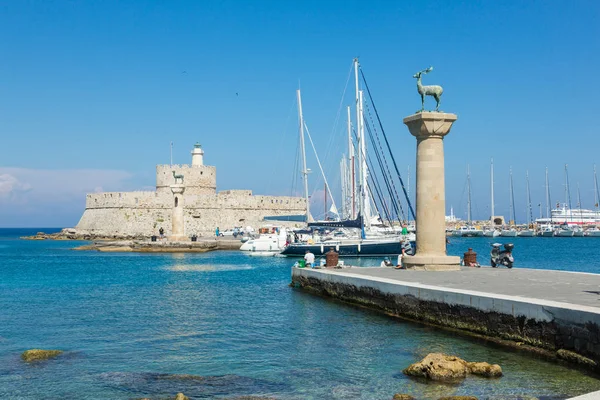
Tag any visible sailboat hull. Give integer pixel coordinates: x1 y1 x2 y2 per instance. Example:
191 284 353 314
518 230 535 237
280 239 411 257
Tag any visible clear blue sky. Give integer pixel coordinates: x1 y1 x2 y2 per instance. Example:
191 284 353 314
1 0 599 227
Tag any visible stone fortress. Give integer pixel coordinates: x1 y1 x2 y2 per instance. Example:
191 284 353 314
74 143 307 239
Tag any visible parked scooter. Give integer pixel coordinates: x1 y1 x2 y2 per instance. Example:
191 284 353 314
490 243 514 268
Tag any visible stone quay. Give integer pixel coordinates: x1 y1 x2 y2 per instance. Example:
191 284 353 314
291 266 600 376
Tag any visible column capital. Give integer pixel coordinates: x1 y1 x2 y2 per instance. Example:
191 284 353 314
403 112 458 139
170 184 185 195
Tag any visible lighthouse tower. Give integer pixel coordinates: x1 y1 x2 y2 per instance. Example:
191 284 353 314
191 142 204 166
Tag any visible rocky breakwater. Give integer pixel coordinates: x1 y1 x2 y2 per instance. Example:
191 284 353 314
74 239 220 253
21 228 150 241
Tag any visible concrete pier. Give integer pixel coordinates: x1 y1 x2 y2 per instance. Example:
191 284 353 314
292 266 600 372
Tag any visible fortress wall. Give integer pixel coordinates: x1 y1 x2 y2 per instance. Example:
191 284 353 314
85 191 169 209
75 207 172 236
76 186 306 238
155 164 216 195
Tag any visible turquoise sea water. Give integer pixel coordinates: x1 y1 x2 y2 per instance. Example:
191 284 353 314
2 229 600 400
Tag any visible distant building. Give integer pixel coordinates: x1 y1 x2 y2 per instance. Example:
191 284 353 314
74 143 306 238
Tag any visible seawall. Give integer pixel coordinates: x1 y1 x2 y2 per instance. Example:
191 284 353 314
291 267 600 372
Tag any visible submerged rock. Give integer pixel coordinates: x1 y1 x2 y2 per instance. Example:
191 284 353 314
21 349 63 362
99 372 286 398
174 394 189 400
392 394 416 400
403 353 502 382
403 353 468 381
438 397 478 400
467 361 502 378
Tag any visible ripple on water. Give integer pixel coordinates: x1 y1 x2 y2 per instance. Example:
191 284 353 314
165 263 254 272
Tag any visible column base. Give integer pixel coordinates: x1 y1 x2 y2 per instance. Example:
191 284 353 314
403 254 461 271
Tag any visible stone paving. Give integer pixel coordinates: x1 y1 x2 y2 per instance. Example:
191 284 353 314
320 266 600 309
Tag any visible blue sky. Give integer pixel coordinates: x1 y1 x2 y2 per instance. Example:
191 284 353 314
1 1 599 227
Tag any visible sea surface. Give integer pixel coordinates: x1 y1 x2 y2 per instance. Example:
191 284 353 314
2 228 600 399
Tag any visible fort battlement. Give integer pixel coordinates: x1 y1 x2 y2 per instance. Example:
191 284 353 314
155 164 216 195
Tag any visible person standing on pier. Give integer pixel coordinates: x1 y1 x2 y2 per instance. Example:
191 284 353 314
304 250 315 268
215 227 220 237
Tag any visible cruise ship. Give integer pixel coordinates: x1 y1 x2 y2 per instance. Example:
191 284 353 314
535 204 600 225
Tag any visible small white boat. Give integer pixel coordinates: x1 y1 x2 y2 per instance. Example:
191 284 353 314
586 228 600 237
500 229 518 237
240 225 287 252
573 227 585 237
483 229 500 237
518 229 535 237
556 226 574 237
538 224 555 237
453 225 484 237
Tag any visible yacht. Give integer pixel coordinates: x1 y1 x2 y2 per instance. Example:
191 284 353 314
538 224 555 237
585 227 600 237
452 225 484 237
500 228 518 237
239 226 287 252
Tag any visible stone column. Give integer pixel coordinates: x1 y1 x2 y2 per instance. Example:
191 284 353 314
170 184 186 241
403 112 460 271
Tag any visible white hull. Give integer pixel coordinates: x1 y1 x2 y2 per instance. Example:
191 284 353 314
518 230 535 237
536 205 600 225
500 230 518 237
556 229 574 237
247 251 278 257
586 229 600 237
483 229 500 237
240 227 287 252
539 230 554 237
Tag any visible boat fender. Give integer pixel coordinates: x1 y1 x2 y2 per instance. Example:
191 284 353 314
335 244 339 252
358 243 361 253
320 244 324 254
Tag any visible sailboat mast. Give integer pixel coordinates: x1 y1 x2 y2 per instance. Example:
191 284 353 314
577 182 582 224
467 165 472 224
359 90 370 230
526 171 533 225
347 106 355 219
509 167 516 225
296 89 311 222
490 158 495 223
595 165 599 213
565 164 572 224
354 58 364 229
545 167 551 219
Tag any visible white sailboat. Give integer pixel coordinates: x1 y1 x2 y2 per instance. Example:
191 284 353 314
586 165 600 237
453 165 483 237
518 170 535 237
556 165 575 237
483 158 500 237
500 167 518 237
538 167 555 237
573 183 585 236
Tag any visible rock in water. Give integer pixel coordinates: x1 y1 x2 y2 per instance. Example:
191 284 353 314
438 397 479 400
21 349 63 362
174 394 189 400
467 361 503 378
393 394 416 400
403 353 468 381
